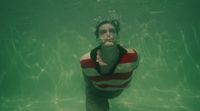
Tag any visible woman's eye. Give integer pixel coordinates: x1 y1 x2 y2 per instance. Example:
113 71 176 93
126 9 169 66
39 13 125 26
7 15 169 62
109 29 116 33
99 30 106 35
99 28 116 35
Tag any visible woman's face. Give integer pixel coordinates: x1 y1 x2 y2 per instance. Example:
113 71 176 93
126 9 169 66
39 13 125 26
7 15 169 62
98 23 117 46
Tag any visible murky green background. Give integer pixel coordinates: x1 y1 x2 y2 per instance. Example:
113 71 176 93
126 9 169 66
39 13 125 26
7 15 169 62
0 0 200 111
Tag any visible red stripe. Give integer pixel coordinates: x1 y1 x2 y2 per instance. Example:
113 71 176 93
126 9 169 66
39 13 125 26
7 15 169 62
80 59 96 68
90 72 133 82
97 79 131 88
119 53 138 64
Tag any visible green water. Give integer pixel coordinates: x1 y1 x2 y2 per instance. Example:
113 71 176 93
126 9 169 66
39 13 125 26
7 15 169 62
0 0 200 111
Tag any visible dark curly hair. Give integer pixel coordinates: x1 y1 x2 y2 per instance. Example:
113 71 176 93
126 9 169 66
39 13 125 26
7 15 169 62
95 20 120 38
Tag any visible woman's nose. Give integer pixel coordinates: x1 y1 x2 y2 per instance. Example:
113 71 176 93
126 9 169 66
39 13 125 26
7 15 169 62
106 31 111 37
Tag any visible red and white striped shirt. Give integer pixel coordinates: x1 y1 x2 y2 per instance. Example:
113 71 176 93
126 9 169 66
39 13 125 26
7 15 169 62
80 45 139 91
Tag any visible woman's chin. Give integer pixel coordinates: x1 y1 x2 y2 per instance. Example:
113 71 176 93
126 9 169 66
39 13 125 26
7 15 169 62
103 42 115 46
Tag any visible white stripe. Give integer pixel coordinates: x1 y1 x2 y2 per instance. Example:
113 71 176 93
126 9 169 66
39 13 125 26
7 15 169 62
82 68 99 76
94 77 132 86
126 48 136 53
80 52 90 61
114 62 138 73
83 62 137 77
82 61 138 77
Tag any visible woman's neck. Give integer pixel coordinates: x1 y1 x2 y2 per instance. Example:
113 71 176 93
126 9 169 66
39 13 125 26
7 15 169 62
99 44 119 65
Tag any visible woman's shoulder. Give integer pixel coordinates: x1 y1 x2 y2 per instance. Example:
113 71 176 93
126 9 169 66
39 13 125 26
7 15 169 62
119 47 139 63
